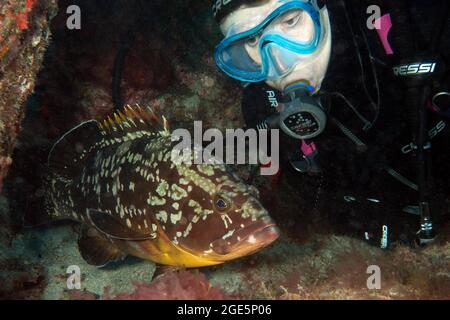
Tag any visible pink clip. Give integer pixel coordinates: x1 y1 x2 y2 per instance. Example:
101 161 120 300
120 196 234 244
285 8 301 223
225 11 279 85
300 140 316 156
375 14 394 55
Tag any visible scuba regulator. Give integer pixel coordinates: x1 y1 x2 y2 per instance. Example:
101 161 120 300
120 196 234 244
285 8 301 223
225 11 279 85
256 83 327 173
260 85 327 140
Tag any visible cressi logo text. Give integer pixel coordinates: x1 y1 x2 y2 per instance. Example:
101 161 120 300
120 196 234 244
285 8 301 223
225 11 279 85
393 63 437 76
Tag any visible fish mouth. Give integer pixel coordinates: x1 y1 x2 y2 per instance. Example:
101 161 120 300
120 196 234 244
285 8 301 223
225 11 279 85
210 217 280 257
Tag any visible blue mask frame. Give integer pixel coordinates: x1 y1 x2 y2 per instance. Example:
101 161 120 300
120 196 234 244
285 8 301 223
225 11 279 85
214 1 322 82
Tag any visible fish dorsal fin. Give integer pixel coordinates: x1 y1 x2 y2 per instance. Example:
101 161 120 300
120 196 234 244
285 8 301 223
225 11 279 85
87 209 157 240
47 105 169 178
78 226 127 267
47 120 102 178
97 104 170 138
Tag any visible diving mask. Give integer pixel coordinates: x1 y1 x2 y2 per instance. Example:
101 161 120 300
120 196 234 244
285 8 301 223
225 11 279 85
214 0 330 84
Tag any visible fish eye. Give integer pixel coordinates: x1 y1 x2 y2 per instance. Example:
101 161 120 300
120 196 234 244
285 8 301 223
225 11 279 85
216 198 227 209
214 195 231 211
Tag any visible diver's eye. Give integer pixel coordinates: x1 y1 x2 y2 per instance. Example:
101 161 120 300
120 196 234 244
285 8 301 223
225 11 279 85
246 35 260 47
215 197 230 211
283 11 302 28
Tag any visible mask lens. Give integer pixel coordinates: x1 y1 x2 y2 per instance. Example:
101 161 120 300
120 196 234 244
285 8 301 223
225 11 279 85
268 9 316 44
215 35 265 81
264 44 302 80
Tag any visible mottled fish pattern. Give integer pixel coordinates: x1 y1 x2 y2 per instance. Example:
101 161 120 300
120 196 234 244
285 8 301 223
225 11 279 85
44 105 279 268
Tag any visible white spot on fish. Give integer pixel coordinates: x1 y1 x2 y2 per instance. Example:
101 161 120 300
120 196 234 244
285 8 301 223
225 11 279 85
248 234 256 244
221 213 232 229
222 229 235 240
170 211 182 224
170 184 187 201
183 223 193 238
112 183 117 196
156 180 169 196
156 211 168 223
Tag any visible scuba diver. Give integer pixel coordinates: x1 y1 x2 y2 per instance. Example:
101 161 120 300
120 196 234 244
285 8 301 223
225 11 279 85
212 0 332 174
211 0 450 246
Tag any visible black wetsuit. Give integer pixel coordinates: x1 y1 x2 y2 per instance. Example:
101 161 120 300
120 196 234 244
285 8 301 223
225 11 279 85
239 0 450 245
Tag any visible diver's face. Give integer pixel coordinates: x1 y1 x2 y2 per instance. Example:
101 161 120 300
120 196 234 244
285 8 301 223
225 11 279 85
220 0 332 92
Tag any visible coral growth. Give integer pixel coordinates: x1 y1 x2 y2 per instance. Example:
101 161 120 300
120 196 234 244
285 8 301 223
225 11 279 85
14 0 36 31
66 270 229 300
104 270 229 300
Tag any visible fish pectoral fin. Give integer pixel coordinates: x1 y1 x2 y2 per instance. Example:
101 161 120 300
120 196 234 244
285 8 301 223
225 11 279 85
78 226 127 267
152 265 185 281
87 208 156 240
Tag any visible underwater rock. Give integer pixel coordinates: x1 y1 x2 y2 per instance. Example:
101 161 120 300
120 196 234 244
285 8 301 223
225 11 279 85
0 0 57 192
0 258 46 299
204 233 450 300
0 0 57 245
0 195 15 245
36 0 241 136
3 224 156 299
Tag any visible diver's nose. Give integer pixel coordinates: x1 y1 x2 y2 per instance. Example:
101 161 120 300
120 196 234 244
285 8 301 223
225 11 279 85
264 43 298 79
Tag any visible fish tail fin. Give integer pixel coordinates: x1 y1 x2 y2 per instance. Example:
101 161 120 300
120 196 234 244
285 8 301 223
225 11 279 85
22 166 67 228
35 120 103 226
18 166 53 228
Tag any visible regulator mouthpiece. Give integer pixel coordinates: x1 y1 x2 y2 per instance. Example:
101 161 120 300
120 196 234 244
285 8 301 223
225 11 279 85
279 83 327 139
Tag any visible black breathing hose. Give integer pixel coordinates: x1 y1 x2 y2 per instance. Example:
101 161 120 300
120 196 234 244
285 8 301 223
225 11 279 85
112 30 136 111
